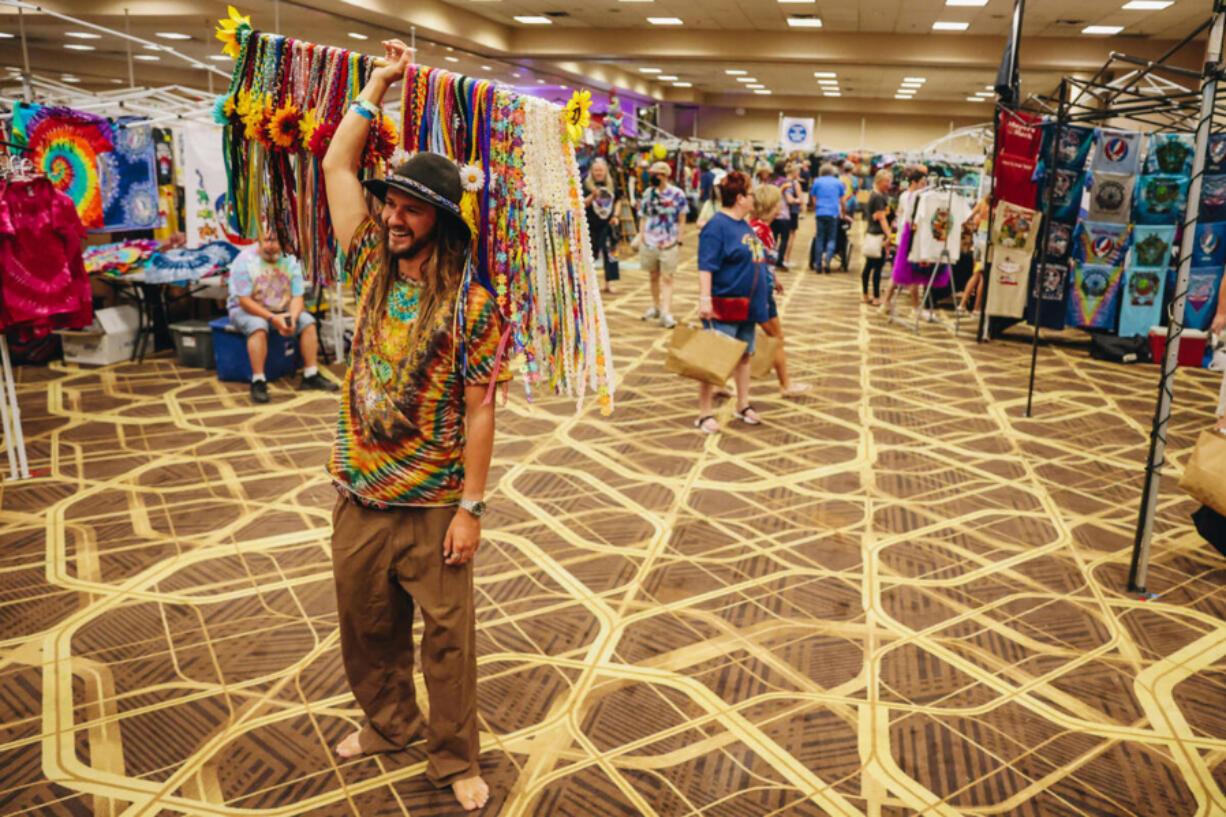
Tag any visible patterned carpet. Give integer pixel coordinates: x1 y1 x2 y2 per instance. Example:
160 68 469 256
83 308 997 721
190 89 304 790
2 217 1226 817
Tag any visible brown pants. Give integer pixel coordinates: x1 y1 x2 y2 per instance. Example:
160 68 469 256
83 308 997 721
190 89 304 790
330 495 478 787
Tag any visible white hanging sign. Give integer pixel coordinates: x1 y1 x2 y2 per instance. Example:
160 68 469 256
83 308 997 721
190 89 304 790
780 117 816 152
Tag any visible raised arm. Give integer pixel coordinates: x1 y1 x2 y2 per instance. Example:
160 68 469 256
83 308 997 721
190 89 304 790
321 39 413 252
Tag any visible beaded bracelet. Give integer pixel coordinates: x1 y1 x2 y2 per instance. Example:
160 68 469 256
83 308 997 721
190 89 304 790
349 99 376 121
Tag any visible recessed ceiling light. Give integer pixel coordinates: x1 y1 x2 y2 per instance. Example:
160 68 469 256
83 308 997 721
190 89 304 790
824 92 842 96
514 15 553 24
966 96 986 101
64 43 95 51
560 84 569 89
639 67 662 73
933 21 970 30
817 79 838 85
0 32 13 39
1083 24 1125 34
985 85 995 89
786 17 823 27
155 32 191 39
946 0 988 5
348 32 368 40
208 54 232 61
904 77 927 82
895 94 915 100
537 79 546 84
618 0 655 2
896 89 916 94
65 31 101 39
61 76 81 83
901 81 923 87
779 0 816 3
110 78 124 84
747 84 765 89
133 54 160 61
481 65 492 70
445 56 459 62
1122 0 1172 7
512 72 522 78
647 17 683 24
753 89 772 94
143 44 161 50
975 90 994 96
673 81 692 87
814 71 837 78
736 77 758 83
726 69 747 75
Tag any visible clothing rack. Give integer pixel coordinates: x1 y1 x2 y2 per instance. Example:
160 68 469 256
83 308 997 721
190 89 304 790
0 156 38 481
989 2 1226 594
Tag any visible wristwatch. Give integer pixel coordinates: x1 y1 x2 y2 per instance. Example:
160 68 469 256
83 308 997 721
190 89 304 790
459 498 487 518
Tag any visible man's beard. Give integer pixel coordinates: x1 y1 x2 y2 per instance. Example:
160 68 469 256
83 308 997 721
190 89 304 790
384 228 433 264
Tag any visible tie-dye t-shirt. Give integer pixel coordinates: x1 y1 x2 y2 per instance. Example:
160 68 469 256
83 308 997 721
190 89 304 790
328 218 510 507
227 252 305 315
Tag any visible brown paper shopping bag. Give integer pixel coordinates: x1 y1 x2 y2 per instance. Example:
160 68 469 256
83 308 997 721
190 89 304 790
1179 429 1226 515
664 323 747 386
750 330 780 380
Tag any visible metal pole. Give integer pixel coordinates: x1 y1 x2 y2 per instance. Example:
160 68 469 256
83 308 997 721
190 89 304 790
274 0 280 34
17 4 31 101
124 8 135 89
977 104 1003 343
1127 4 1226 594
1023 78 1069 417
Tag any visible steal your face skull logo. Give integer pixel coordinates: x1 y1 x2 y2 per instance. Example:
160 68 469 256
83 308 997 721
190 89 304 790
1091 235 1116 262
1104 137 1130 164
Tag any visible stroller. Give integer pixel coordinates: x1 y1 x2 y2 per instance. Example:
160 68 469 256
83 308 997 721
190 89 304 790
812 217 853 271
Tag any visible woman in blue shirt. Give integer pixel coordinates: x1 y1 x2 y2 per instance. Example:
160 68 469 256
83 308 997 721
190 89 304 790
810 163 845 273
695 171 770 434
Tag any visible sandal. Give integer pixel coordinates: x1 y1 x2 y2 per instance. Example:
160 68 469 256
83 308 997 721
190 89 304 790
781 383 812 398
733 405 762 425
694 415 720 434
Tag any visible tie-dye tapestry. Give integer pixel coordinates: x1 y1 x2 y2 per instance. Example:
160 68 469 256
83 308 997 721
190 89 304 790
98 118 161 232
1067 263 1125 329
11 103 114 230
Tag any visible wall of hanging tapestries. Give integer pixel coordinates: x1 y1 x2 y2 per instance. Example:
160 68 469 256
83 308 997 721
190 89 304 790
987 118 1224 349
213 24 615 413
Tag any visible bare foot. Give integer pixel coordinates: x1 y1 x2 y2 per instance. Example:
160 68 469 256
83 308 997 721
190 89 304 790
781 383 812 397
452 775 490 811
335 730 365 759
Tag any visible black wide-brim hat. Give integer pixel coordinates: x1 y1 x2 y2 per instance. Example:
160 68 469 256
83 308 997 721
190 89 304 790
362 152 464 220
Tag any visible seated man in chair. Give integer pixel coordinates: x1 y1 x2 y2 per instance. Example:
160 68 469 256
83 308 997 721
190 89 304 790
227 228 338 403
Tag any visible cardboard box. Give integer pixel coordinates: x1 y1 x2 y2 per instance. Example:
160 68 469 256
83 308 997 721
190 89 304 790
57 305 140 366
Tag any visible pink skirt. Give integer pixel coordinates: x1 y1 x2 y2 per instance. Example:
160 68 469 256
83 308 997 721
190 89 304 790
892 222 951 287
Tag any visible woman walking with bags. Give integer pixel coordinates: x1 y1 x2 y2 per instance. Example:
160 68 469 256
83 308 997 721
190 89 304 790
861 169 892 305
695 171 770 434
747 184 812 398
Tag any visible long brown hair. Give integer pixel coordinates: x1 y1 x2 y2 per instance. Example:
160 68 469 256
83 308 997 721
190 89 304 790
368 212 471 357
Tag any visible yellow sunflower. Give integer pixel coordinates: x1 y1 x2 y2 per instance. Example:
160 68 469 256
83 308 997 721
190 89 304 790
215 5 252 59
564 89 592 142
299 108 320 151
267 100 302 149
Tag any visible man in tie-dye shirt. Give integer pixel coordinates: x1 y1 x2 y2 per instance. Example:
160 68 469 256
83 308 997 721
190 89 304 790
636 161 689 329
320 38 508 813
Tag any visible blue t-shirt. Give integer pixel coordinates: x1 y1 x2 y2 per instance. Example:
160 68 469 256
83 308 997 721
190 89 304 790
700 170 715 201
698 212 771 324
813 175 844 218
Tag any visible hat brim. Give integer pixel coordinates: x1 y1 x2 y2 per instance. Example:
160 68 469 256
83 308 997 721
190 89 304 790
360 178 470 241
361 176 463 220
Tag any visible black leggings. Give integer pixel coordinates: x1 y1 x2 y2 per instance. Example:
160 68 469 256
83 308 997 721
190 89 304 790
589 220 620 282
862 255 886 298
770 218 792 266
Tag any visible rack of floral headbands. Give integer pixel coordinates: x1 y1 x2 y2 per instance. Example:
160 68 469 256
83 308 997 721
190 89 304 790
213 11 398 288
215 9 614 414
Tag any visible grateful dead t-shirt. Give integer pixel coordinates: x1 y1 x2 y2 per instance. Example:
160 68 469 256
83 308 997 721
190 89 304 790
1130 225 1176 269
1074 221 1132 267
908 191 971 264
1086 172 1135 225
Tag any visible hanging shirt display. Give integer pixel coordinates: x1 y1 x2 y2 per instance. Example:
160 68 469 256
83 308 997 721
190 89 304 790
1201 174 1226 222
1055 125 1095 170
995 152 1039 208
1086 172 1135 224
1091 129 1143 176
1193 220 1226 267
99 118 161 232
908 190 972 264
1028 261 1071 330
1046 222 1074 261
1067 263 1125 330
1050 168 1085 222
1074 222 1132 267
1185 267 1224 331
1118 267 1166 338
153 127 176 185
990 201 1041 251
999 112 1044 158
1134 174 1190 225
1131 225 1177 268
985 247 1033 319
1144 133 1196 176
182 122 252 249
0 177 92 338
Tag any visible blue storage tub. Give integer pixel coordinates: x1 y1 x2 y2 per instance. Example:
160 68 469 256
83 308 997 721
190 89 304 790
210 316 300 383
